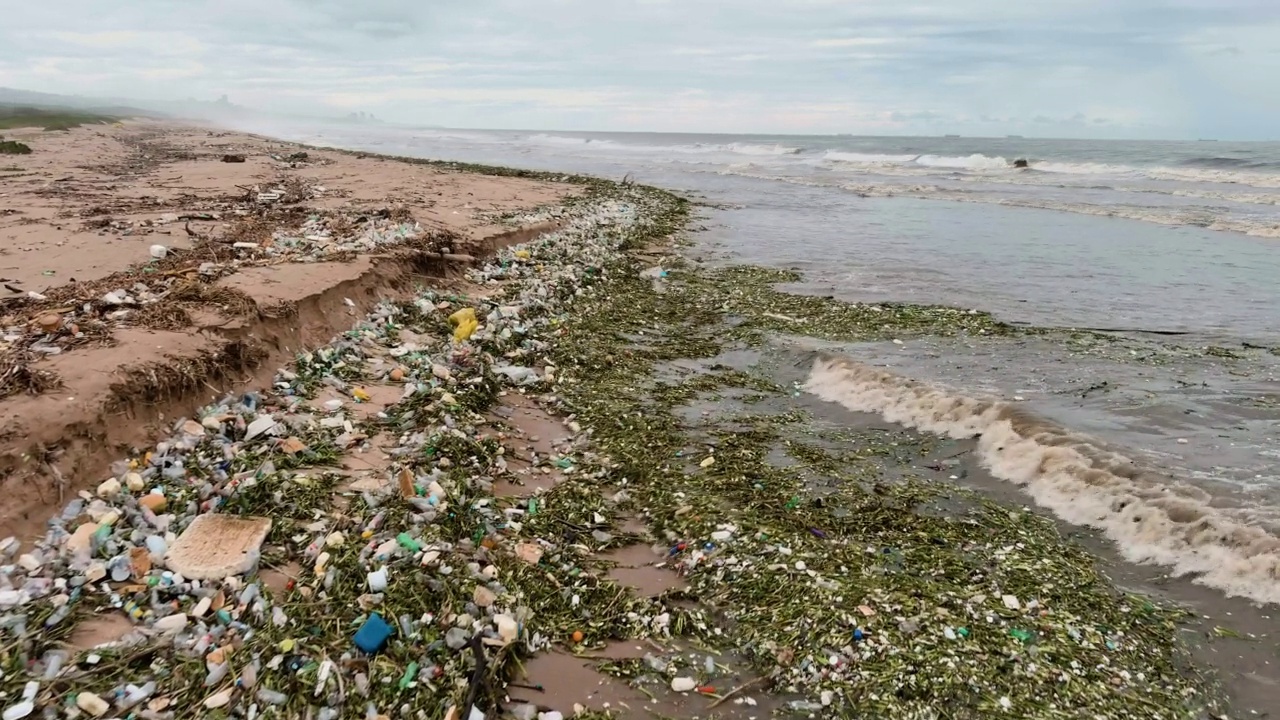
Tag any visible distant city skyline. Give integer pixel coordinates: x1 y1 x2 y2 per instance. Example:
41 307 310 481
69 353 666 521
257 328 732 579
1 0 1277 140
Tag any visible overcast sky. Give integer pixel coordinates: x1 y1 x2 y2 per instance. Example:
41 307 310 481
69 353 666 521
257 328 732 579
1 0 1277 139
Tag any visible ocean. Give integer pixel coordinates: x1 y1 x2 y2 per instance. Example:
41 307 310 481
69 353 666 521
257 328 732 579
247 121 1280 604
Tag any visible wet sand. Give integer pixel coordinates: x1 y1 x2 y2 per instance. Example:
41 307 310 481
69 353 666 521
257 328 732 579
0 120 573 538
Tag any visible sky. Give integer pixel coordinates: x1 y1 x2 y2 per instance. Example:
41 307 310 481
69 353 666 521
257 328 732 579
1 0 1278 139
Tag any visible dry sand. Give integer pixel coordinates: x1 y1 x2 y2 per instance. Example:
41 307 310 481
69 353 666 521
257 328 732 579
0 120 574 538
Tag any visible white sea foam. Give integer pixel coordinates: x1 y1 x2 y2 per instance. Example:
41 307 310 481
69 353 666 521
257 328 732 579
823 181 1280 238
821 151 1012 171
525 134 801 157
1028 161 1139 175
814 149 1280 190
1026 161 1280 189
822 151 920 164
700 165 1280 237
915 153 1011 170
804 354 1280 605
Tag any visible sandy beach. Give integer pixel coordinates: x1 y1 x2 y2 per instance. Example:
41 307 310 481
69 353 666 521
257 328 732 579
1 121 570 537
0 121 1273 719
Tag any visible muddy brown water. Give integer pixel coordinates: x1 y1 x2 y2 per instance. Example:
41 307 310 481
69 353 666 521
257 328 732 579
514 639 791 720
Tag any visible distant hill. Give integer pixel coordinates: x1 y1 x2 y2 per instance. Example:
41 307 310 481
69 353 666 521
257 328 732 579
0 103 135 131
0 88 161 119
0 86 427 129
0 87 258 124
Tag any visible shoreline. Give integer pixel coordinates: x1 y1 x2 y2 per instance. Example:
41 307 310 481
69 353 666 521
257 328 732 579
0 121 1268 718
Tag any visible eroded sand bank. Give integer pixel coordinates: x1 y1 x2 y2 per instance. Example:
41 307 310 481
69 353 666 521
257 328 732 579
1 120 572 536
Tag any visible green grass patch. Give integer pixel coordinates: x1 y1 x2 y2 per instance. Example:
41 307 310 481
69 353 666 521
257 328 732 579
0 105 120 131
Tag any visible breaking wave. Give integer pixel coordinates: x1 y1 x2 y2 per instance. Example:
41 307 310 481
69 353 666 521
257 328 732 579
1179 156 1280 171
916 153 1011 170
822 151 921 164
805 353 1280 605
828 181 1280 238
817 151 1280 188
822 151 1012 171
525 134 801 157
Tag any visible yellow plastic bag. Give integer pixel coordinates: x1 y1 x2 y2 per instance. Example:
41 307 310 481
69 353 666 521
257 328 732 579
448 307 478 342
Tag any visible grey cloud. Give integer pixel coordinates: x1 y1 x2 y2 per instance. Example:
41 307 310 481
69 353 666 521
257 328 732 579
889 110 944 122
0 0 1277 138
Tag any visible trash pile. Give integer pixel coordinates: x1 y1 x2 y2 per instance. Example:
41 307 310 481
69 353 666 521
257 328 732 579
260 213 425 260
0 185 686 719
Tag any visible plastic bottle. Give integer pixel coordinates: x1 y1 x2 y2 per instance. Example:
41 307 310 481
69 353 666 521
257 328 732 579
44 604 70 628
120 682 156 709
239 661 259 689
398 662 419 689
40 651 66 680
187 632 208 654
256 688 287 705
205 662 229 687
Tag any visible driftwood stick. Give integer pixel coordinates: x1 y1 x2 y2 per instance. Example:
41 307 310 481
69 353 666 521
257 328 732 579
707 676 769 709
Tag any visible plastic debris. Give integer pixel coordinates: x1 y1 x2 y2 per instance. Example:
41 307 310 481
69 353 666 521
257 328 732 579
354 613 393 654
74 693 109 717
449 307 478 342
671 677 698 693
2 702 33 720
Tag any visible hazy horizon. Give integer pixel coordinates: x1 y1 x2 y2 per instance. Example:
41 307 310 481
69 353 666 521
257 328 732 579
2 0 1277 141
5 86 1273 144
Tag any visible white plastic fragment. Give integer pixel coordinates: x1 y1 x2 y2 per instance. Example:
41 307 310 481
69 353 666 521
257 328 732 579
671 677 697 693
96 478 122 498
2 702 33 720
244 415 279 441
154 613 188 633
204 688 233 709
495 614 518 644
76 692 110 717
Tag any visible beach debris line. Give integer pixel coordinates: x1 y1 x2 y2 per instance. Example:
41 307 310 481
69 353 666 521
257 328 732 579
0 184 694 718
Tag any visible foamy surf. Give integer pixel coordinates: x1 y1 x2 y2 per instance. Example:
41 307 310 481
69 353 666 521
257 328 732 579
525 134 801 157
804 353 1280 605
